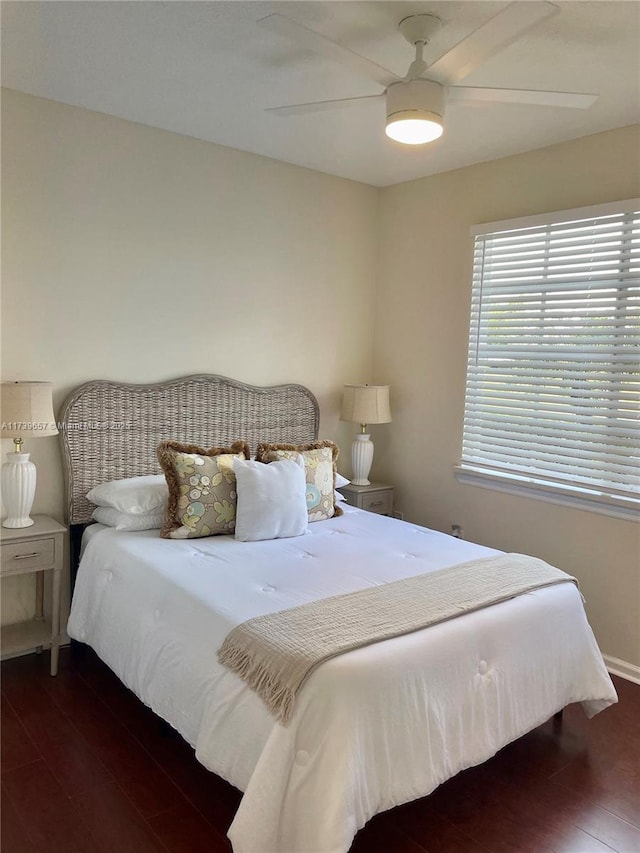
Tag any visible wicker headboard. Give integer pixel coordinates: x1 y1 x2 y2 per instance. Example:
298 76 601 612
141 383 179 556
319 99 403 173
58 374 319 526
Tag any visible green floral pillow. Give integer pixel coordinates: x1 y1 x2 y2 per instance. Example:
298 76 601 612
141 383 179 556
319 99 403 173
158 440 249 539
256 440 343 522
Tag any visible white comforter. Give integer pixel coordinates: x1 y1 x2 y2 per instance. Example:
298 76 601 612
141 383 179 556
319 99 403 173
68 507 617 853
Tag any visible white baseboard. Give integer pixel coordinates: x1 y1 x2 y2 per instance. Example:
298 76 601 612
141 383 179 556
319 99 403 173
603 654 640 685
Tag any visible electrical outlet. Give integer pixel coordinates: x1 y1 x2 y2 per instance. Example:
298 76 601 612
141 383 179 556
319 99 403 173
451 524 463 539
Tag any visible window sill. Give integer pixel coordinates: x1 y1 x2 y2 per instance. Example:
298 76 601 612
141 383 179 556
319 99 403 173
453 465 639 522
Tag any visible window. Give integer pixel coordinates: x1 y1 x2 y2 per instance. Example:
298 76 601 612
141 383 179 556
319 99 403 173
456 199 639 520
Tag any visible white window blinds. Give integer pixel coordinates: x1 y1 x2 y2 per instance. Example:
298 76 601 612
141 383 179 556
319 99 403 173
460 200 639 511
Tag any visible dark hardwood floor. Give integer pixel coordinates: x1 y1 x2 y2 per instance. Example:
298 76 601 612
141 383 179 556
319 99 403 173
2 647 639 853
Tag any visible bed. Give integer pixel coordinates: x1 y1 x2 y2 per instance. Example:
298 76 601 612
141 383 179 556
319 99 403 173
61 374 617 853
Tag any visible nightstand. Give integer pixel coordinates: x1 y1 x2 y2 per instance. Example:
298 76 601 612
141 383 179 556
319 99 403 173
0 515 66 675
340 482 394 516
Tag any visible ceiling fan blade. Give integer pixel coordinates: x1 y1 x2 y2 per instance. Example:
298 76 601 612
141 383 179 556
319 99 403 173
266 93 384 117
448 86 598 109
259 13 400 87
428 1 559 85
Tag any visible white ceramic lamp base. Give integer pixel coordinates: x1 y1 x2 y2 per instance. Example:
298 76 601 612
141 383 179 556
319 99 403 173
351 434 374 486
2 452 36 528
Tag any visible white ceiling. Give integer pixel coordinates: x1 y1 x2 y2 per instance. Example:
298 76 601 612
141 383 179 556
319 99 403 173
2 1 639 187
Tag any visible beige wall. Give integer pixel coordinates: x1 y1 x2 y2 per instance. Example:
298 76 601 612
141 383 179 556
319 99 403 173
1 89 378 624
374 125 640 668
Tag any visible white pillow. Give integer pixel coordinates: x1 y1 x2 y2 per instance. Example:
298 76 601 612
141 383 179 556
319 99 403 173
233 458 308 542
92 506 165 531
335 473 350 488
87 474 168 515
335 490 346 502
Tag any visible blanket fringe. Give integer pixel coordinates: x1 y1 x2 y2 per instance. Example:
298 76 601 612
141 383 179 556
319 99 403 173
218 640 295 723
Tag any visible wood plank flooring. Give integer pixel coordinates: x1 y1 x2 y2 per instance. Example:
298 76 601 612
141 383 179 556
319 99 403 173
2 648 639 852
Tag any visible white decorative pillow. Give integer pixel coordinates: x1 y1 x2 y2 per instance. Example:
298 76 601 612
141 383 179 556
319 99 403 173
87 475 168 515
92 506 165 531
335 474 350 488
255 441 342 522
233 458 308 542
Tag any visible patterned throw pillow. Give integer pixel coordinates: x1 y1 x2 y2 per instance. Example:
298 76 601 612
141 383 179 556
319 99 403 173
157 440 249 539
255 441 343 522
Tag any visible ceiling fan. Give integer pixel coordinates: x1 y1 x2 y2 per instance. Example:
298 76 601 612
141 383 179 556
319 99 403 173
260 2 597 145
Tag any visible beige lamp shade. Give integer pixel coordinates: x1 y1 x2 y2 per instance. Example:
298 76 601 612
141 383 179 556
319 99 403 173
340 385 391 426
1 382 58 439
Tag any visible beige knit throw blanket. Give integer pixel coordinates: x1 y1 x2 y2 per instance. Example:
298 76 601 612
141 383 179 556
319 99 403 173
217 553 576 724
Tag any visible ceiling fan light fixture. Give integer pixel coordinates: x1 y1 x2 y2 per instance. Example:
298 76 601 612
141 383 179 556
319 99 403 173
385 111 443 144
385 79 445 145
262 6 598 153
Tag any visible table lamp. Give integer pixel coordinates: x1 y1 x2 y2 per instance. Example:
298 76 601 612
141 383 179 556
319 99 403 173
340 384 391 486
1 381 58 528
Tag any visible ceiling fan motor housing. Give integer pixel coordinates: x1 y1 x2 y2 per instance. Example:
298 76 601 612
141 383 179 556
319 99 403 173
386 79 445 125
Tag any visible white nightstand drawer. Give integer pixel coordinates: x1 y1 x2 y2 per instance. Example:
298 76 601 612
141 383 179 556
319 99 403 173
341 482 394 516
361 492 394 515
1 537 55 574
